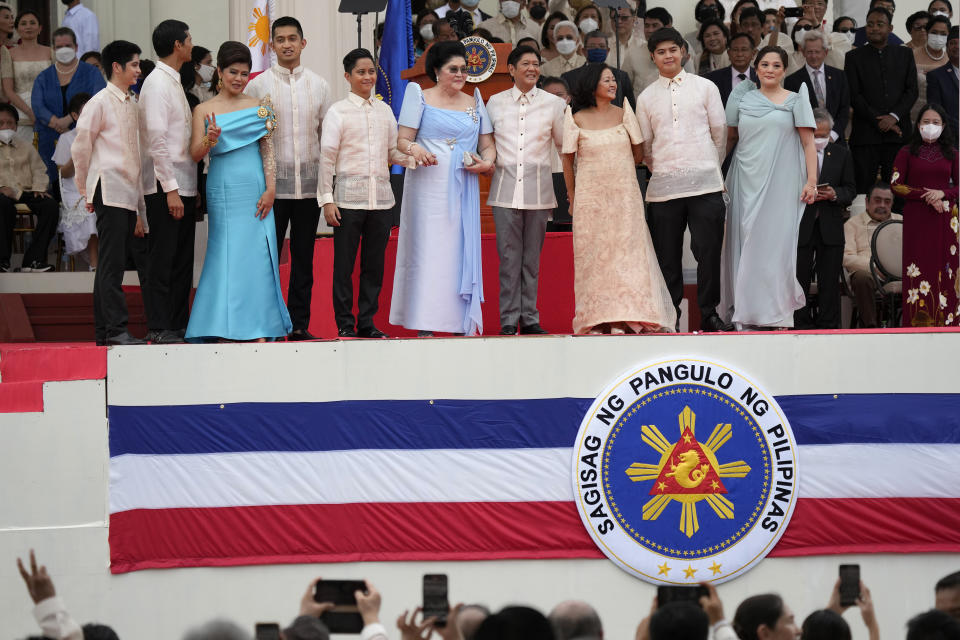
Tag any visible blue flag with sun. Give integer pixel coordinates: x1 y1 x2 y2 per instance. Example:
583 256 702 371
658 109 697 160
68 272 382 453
376 0 415 119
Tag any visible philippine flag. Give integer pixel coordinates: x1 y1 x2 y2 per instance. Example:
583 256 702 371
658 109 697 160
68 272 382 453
246 0 276 76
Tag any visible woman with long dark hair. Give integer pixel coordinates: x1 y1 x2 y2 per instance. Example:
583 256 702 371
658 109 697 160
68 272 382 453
892 103 959 327
733 594 800 640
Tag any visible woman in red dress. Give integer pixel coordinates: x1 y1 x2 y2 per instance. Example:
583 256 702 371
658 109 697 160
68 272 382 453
892 103 959 327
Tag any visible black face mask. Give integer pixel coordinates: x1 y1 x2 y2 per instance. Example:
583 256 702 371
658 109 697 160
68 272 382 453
529 4 548 20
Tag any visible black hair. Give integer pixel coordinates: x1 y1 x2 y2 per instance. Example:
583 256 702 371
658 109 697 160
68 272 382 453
52 27 77 46
343 47 374 73
867 6 894 25
832 16 857 30
906 610 960 640
473 27 495 41
803 0 829 5
14 10 40 28
541 11 568 48
82 623 120 640
754 44 789 68
571 62 613 113
801 610 851 640
791 18 819 43
424 40 466 83
517 37 540 51
732 0 761 16
764 8 789 33
951 25 960 40
929 0 953 13
475 606 555 640
937 571 960 591
733 594 785 640
867 181 893 200
870 0 896 8
415 10 440 50
698 19 730 48
540 75 569 92
508 44 541 67
906 10 932 31
645 6 673 25
910 103 957 158
217 41 252 71
0 102 19 123
139 59 155 80
272 15 303 39
152 19 189 58
101 40 141 81
179 59 196 90
729 32 756 48
67 92 90 116
574 4 603 30
80 51 101 64
647 26 686 53
738 6 764 24
191 45 210 65
695 0 726 22
650 602 709 640
548 604 602 640
926 14 952 32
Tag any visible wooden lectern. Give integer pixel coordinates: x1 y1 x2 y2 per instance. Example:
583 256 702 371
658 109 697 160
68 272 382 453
401 42 515 234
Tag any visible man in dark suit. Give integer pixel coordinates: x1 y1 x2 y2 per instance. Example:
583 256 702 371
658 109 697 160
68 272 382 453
845 6 918 193
926 25 959 147
562 31 636 109
785 30 850 144
705 33 757 107
795 109 857 329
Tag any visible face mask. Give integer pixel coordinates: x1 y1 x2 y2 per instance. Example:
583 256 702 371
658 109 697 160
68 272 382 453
920 123 943 141
927 33 948 50
794 31 806 46
0 129 15 144
460 0 481 8
814 136 830 151
500 1 521 19
556 38 578 55
420 23 435 41
932 10 950 17
55 47 76 64
586 48 608 63
529 4 547 20
197 64 215 82
579 18 599 34
843 31 855 44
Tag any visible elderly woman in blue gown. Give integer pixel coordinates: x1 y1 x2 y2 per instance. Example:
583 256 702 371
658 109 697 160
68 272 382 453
390 41 497 337
720 45 818 330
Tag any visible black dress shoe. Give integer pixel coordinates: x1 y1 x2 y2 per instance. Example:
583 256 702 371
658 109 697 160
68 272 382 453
520 323 549 335
358 327 389 339
500 325 518 335
288 329 318 341
338 328 357 338
106 331 147 345
701 314 734 332
154 330 185 344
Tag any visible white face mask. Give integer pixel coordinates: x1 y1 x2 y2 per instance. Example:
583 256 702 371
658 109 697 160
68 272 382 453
556 38 578 55
927 33 948 50
500 0 521 19
932 10 950 17
197 64 215 83
843 31 855 44
814 136 830 151
920 123 944 141
460 0 481 8
579 18 599 34
0 129 15 144
419 23 435 41
55 46 76 64
794 31 806 46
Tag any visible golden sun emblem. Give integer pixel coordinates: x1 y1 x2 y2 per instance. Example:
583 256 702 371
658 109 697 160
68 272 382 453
248 7 270 55
625 407 751 538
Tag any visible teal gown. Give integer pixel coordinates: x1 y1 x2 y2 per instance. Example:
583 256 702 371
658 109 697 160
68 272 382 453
185 103 292 342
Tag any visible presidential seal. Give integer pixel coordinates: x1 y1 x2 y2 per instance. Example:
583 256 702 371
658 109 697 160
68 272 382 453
461 36 497 83
572 359 799 585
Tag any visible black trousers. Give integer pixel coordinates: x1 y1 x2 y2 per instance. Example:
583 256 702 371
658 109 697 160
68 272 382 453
332 208 393 332
0 191 59 266
795 218 843 329
547 172 571 231
274 198 321 331
647 192 726 325
851 143 901 194
93 185 137 341
145 186 196 332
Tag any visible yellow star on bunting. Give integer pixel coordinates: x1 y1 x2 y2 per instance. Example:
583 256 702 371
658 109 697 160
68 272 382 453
709 561 722 575
658 562 671 576
684 565 697 578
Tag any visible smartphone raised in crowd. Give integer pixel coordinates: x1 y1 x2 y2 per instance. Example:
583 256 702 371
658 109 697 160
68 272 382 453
839 564 861 607
314 579 368 634
657 585 709 608
783 7 804 18
254 623 281 640
423 574 449 628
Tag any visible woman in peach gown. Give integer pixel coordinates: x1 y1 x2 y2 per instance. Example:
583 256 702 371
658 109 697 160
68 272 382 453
561 63 676 334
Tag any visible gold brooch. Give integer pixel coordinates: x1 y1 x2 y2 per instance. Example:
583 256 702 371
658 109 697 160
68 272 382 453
257 106 269 118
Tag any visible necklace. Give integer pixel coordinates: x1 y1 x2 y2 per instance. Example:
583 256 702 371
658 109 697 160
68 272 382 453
56 59 79 75
925 44 946 60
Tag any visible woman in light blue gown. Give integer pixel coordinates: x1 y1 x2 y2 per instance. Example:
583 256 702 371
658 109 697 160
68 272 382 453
185 41 291 342
390 41 496 336
720 45 819 330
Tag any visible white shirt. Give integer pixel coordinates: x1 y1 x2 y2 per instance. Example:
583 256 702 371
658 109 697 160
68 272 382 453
476 13 540 45
806 63 827 102
434 3 484 25
541 53 585 78
318 92 411 210
52 128 81 207
72 82 145 213
486 86 565 209
33 596 82 640
246 63 331 200
138 60 197 196
61 2 99 58
635 70 727 201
